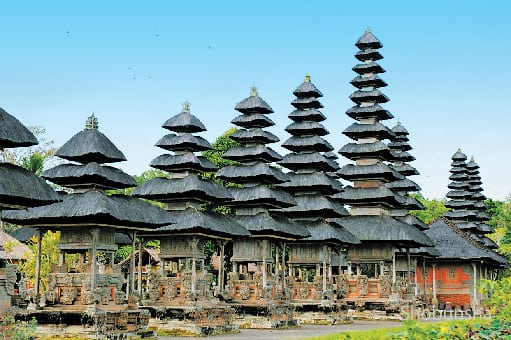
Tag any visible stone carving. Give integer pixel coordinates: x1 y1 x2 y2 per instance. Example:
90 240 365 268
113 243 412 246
338 275 348 298
296 285 309 299
239 283 250 300
358 275 368 297
379 275 391 297
5 265 17 295
60 286 76 304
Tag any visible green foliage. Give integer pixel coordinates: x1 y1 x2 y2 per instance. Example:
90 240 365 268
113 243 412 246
200 128 240 214
0 315 37 340
18 230 76 293
480 277 511 320
115 245 132 263
409 193 449 224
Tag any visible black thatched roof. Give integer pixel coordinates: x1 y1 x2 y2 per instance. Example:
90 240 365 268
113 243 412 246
400 195 425 210
234 89 273 114
338 163 403 182
386 178 421 192
0 107 38 149
132 174 232 203
162 110 206 133
352 62 385 75
346 104 393 121
226 185 296 209
282 136 333 153
232 212 310 239
289 109 326 122
350 74 387 89
339 141 392 160
279 152 339 172
324 151 338 160
388 141 412 151
10 226 132 244
296 219 360 245
452 149 468 162
277 172 342 195
335 215 432 247
293 78 323 98
355 48 382 61
343 122 395 140
278 195 348 218
150 152 216 172
355 29 383 50
444 209 477 219
291 97 323 109
335 186 404 207
391 122 409 136
425 218 508 267
217 162 288 184
155 133 211 152
151 208 249 238
392 163 419 176
350 89 389 105
0 163 60 209
55 119 126 164
2 189 175 230
397 215 429 231
230 128 279 144
231 113 274 128
223 145 282 162
42 162 136 190
285 121 328 136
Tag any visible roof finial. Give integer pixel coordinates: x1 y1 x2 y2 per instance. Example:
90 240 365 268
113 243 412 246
182 100 191 113
470 156 475 162
250 85 258 97
457 147 462 152
305 75 311 82
396 119 401 126
85 113 98 130
365 27 371 34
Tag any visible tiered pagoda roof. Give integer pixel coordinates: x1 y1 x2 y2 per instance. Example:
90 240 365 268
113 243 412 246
277 76 359 245
443 150 499 250
217 87 309 239
335 29 431 247
0 107 60 210
132 103 249 239
4 115 173 230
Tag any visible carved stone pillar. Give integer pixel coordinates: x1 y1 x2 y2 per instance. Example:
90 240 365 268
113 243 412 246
90 228 99 291
138 238 143 293
130 231 136 294
218 240 227 294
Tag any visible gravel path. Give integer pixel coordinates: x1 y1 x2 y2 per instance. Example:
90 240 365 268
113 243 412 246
158 321 403 339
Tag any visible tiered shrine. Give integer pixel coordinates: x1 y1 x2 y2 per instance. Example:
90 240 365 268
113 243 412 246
335 29 431 309
216 87 310 326
132 103 249 333
4 115 174 334
278 76 359 310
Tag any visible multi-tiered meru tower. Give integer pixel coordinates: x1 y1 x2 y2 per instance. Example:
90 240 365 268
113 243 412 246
336 29 431 309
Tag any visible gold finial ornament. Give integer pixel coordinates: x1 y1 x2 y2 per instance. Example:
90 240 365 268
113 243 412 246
250 85 258 97
470 156 475 162
85 114 98 130
182 100 191 113
457 147 462 152
365 27 371 34
305 75 311 82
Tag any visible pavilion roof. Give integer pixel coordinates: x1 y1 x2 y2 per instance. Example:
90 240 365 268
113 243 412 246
0 107 38 149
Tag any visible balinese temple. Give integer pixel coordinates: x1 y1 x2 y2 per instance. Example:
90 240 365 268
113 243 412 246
335 29 431 309
416 149 507 312
216 87 309 325
0 107 60 315
3 115 174 333
132 102 249 333
277 76 360 309
386 122 433 300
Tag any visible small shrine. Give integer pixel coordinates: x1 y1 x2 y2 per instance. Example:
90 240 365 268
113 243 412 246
3 115 174 334
132 103 249 334
335 29 431 309
216 87 310 326
0 107 60 315
278 76 359 312
417 150 508 311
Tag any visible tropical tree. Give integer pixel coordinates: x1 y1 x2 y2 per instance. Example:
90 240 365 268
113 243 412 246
409 193 449 224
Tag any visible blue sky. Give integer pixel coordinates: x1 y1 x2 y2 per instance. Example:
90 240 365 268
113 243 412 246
1 1 510 200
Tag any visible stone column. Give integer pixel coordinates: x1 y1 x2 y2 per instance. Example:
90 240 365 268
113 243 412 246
392 249 396 284
281 243 286 291
322 248 327 296
261 240 267 288
471 262 478 305
275 246 280 288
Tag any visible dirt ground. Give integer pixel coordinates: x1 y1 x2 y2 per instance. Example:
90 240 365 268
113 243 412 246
158 321 403 340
